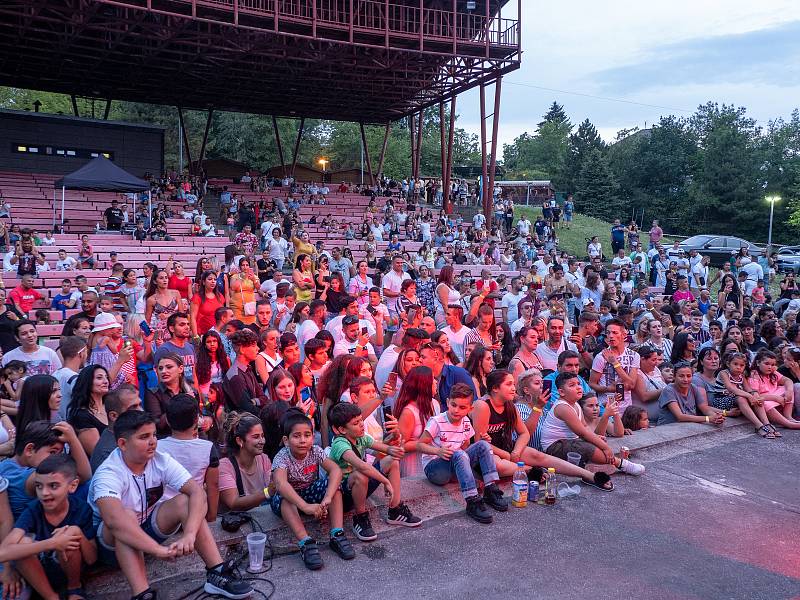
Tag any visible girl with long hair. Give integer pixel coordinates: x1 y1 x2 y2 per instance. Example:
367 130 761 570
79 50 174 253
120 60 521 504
670 331 697 366
15 375 61 439
145 268 181 345
68 365 110 456
464 346 495 397
394 365 439 477
508 326 544 382
316 354 352 445
292 253 315 303
748 350 800 432
229 257 260 325
145 353 198 437
190 270 225 337
218 411 272 512
430 331 458 366
255 328 282 385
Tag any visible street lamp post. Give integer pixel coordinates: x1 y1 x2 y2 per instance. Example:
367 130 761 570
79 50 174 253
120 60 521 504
766 195 781 254
318 158 328 184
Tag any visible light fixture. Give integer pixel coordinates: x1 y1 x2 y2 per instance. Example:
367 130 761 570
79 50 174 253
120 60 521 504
466 0 476 10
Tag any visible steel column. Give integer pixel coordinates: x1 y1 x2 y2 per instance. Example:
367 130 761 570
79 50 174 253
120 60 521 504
376 123 391 180
71 94 79 117
415 111 424 178
359 122 375 186
439 101 447 188
289 117 306 178
409 114 417 179
103 99 111 120
487 76 503 220
479 84 488 218
485 0 490 58
177 107 193 174
272 115 287 178
198 108 214 173
443 95 456 215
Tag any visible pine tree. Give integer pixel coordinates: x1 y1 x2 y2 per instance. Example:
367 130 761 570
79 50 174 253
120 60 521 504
574 149 621 221
564 118 605 192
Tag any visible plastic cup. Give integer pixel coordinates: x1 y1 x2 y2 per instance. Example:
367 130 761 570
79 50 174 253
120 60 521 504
556 482 581 499
566 452 582 466
246 532 267 573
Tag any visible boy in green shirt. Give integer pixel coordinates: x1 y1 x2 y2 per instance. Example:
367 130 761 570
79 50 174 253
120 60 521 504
328 402 421 542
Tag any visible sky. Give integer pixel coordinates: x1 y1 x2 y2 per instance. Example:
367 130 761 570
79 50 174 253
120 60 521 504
456 0 800 150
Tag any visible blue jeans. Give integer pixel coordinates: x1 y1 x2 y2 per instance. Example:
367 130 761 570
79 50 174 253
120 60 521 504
424 440 499 498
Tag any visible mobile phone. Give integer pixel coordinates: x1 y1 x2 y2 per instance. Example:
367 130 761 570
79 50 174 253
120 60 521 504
388 372 399 389
615 383 624 398
382 404 393 421
407 307 417 322
361 326 368 336
139 321 152 337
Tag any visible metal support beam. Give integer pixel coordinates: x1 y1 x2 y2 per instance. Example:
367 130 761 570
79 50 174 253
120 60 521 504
376 123 391 181
479 84 488 218
177 107 193 174
71 94 79 117
479 78 502 219
272 115 287 178
439 101 447 204
415 111 424 179
446 96 457 213
103 99 111 120
289 117 306 178
197 108 214 174
409 115 417 179
359 122 375 186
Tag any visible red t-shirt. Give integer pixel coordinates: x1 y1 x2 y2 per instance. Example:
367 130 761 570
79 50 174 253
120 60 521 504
168 274 191 300
9 285 42 314
475 279 498 308
191 293 224 335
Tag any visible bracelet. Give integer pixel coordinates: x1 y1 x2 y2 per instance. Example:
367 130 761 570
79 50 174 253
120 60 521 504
532 406 542 414
722 410 727 417
612 363 621 369
705 415 710 423
263 487 271 500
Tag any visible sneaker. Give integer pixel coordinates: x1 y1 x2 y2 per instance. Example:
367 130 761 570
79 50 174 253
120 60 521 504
329 531 356 560
483 483 509 512
299 539 324 571
465 495 493 524
618 458 646 476
204 562 254 600
352 511 377 541
386 502 422 528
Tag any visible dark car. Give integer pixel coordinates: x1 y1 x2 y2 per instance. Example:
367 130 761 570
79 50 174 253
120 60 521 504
678 235 764 267
775 246 800 274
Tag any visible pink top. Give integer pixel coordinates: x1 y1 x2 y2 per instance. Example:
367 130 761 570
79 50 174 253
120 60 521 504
747 372 785 411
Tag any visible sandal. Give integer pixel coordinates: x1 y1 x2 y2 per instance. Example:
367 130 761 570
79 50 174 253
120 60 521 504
756 425 776 439
583 472 614 492
768 424 782 438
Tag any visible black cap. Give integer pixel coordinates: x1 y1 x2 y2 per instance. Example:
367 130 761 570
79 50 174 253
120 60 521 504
405 328 430 340
342 315 359 327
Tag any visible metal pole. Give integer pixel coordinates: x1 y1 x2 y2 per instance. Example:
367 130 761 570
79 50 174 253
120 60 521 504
444 95 456 214
61 186 65 226
409 114 416 180
178 114 183 173
360 137 364 185
198 108 214 173
289 117 306 178
415 111 424 179
439 102 446 187
487 77 502 221
376 123 391 180
52 188 56 231
768 199 775 253
271 116 287 178
177 107 192 174
479 83 488 218
360 123 375 186
148 190 152 233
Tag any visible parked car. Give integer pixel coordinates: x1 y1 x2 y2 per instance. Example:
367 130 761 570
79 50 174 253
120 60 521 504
678 235 764 267
775 246 800 274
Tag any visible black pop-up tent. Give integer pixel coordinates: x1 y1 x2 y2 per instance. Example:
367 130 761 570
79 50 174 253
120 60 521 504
53 156 150 227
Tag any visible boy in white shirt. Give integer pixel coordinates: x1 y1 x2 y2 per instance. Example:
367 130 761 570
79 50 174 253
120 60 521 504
89 411 251 600
416 383 502 524
55 248 78 271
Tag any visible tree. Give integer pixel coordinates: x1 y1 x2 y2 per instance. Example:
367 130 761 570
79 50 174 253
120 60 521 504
563 118 605 193
501 101 572 183
574 149 621 221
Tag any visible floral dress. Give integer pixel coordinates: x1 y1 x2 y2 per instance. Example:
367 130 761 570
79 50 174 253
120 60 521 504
416 277 436 316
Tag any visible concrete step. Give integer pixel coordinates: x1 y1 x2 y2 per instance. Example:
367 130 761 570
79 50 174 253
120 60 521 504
85 417 758 598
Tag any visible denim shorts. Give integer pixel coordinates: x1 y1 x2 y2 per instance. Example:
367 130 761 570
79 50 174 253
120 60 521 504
340 461 382 512
270 477 328 516
97 502 179 566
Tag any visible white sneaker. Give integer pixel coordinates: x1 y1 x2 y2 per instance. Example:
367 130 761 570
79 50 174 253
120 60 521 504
618 459 645 476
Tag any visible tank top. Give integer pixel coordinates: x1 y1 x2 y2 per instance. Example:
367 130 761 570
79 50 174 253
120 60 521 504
539 400 581 452
486 400 512 452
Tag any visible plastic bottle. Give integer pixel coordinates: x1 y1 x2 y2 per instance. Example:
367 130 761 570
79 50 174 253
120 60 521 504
544 467 557 505
511 461 528 507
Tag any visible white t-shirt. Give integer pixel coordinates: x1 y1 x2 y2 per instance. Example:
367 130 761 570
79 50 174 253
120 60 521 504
517 219 531 236
741 261 764 284
381 270 410 315
691 263 708 289
612 256 632 279
591 348 640 409
473 213 486 230
325 316 376 343
56 257 78 271
157 437 217 502
375 344 400 390
533 260 551 278
296 319 321 362
259 277 289 302
53 366 79 420
422 413 475 466
333 338 376 358
535 339 578 372
500 291 526 324
442 325 469 363
266 237 289 262
2 346 62 375
89 448 191 524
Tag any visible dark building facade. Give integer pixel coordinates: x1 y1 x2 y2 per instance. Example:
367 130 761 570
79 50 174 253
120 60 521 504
0 109 164 176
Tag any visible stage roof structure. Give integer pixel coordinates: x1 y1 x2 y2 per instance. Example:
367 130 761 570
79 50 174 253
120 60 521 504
0 0 521 123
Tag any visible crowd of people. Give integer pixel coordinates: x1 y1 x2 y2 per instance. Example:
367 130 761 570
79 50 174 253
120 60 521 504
0 178 798 600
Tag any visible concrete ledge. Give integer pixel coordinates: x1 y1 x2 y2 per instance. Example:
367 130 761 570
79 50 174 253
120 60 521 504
86 419 758 598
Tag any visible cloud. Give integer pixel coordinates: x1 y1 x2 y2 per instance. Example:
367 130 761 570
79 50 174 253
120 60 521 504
593 20 800 94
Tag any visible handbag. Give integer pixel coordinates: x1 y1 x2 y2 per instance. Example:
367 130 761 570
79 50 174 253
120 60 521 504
238 276 257 315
